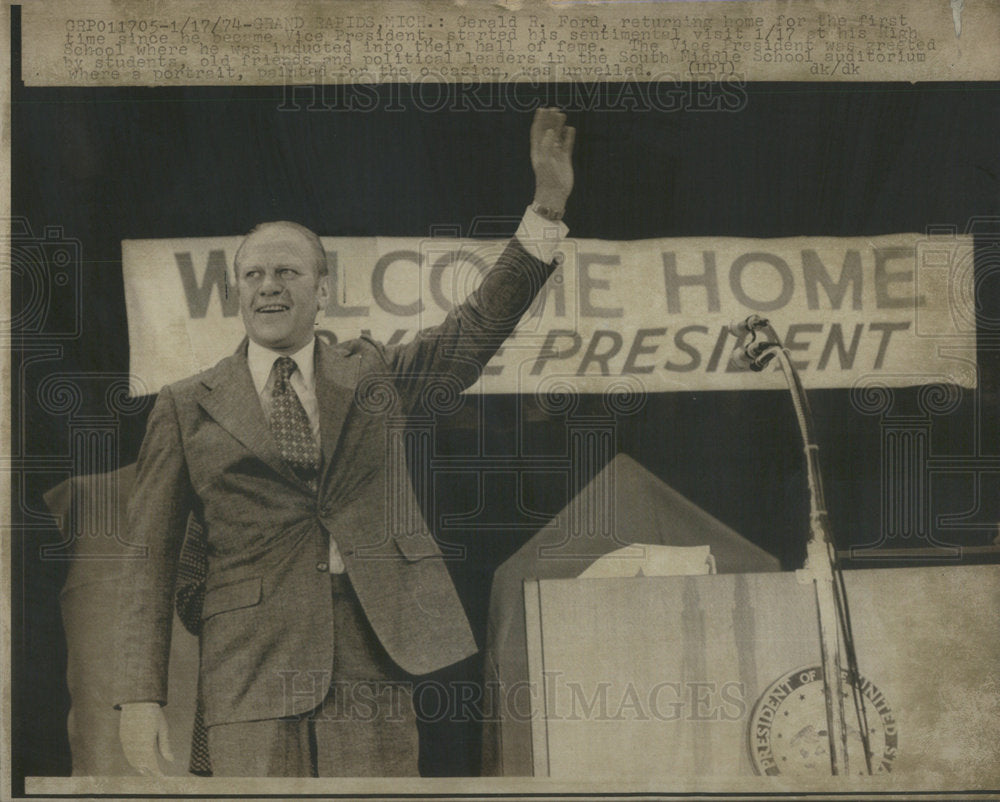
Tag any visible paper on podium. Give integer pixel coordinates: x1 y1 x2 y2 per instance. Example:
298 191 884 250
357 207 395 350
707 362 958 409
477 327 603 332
577 543 716 578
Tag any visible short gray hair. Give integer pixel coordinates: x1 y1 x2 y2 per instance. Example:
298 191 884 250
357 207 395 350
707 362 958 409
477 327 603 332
232 221 329 284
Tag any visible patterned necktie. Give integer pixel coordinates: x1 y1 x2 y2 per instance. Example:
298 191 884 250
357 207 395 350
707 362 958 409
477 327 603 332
269 356 321 486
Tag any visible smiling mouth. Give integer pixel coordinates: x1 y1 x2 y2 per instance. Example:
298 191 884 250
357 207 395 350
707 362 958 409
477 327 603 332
256 304 290 314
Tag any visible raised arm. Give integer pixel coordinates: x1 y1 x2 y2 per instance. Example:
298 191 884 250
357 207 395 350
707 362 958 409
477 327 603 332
372 108 576 409
530 107 575 219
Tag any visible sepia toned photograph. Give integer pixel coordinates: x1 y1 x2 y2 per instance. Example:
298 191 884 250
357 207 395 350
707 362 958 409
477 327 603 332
3 0 999 799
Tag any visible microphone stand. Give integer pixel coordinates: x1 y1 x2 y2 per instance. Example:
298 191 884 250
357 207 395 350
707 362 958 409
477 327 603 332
731 315 872 777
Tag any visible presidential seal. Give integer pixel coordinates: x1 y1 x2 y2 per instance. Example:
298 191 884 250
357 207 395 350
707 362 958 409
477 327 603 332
748 665 898 776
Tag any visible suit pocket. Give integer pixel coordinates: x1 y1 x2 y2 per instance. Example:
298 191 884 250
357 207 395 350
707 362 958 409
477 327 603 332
201 576 262 619
393 533 441 562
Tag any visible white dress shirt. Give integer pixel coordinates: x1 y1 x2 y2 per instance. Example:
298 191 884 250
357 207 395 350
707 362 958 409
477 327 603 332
247 338 321 440
518 204 569 264
246 209 567 574
248 338 347 570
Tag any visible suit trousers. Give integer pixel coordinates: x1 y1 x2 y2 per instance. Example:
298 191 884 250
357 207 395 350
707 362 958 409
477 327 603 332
206 574 420 777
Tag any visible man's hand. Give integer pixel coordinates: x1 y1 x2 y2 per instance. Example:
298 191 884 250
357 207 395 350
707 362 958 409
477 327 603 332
530 107 575 214
119 701 174 776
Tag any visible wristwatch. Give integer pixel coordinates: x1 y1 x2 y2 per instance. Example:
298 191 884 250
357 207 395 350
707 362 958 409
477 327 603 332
531 202 564 222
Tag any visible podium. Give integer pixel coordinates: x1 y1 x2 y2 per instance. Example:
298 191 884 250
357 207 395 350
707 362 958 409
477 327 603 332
482 454 780 776
523 566 1000 785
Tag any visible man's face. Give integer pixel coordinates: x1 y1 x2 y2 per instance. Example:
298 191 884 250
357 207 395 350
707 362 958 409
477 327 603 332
234 226 330 354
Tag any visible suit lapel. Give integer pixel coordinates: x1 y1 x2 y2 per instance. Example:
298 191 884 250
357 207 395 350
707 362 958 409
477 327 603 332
315 339 361 480
197 342 303 487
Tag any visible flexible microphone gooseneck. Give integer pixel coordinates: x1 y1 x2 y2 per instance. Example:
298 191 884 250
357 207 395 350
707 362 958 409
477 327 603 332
729 314 873 777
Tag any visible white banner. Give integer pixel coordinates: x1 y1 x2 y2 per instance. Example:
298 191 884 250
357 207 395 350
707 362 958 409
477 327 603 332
123 232 977 396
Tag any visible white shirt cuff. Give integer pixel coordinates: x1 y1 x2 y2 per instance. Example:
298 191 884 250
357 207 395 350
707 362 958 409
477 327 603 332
516 205 569 265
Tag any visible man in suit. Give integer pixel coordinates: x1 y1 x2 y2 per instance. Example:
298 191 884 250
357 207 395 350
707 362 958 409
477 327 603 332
115 108 575 777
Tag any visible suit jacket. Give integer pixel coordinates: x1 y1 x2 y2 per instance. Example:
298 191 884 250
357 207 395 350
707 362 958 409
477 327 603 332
116 237 556 728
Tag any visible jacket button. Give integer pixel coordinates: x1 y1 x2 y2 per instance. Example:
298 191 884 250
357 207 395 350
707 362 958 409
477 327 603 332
316 562 328 572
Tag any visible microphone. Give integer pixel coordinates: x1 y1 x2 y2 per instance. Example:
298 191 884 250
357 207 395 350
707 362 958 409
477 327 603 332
729 345 756 371
726 315 864 774
728 315 777 371
727 314 769 338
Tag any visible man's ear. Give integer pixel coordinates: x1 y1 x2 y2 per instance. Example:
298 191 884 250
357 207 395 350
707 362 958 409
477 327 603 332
227 266 240 301
316 274 331 313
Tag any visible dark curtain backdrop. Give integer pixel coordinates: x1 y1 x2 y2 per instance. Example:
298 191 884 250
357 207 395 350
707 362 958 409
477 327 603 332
10 5 1000 786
